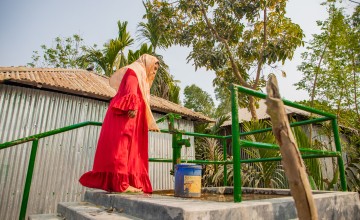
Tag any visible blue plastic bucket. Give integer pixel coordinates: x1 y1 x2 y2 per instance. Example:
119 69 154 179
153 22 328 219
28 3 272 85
174 164 202 197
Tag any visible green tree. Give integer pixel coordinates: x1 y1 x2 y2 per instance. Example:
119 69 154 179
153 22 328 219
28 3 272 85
137 1 173 53
295 3 360 128
213 120 325 189
239 121 287 188
27 34 92 70
345 158 360 192
30 21 180 104
138 2 181 103
150 57 181 104
81 21 134 76
213 67 240 117
214 85 232 118
194 115 229 186
124 43 154 65
295 2 360 191
122 43 181 103
212 120 288 188
348 5 360 126
26 18 181 104
145 0 304 119
183 84 215 117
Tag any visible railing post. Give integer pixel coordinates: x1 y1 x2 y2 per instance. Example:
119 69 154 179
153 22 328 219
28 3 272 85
172 133 182 171
231 84 242 202
222 138 227 186
168 114 182 172
331 119 347 191
19 139 39 220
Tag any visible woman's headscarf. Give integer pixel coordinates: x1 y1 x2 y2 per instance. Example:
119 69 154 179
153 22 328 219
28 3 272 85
109 54 160 131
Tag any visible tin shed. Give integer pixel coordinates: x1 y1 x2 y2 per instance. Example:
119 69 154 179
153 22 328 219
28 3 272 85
0 67 213 219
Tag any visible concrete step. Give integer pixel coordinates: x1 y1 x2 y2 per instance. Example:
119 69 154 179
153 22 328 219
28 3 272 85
84 190 187 220
84 189 360 220
28 214 65 220
57 202 142 220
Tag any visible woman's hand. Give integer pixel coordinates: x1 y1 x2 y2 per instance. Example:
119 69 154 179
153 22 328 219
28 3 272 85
128 110 137 118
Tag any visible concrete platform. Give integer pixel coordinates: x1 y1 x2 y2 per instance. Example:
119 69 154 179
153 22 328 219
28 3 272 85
29 214 65 220
57 202 141 220
84 188 360 220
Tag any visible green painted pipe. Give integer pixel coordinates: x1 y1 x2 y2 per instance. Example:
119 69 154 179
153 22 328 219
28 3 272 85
19 139 39 220
236 85 336 118
240 140 339 156
331 119 347 191
0 121 103 220
159 129 226 139
0 121 102 150
149 158 233 164
240 154 339 163
231 85 242 202
161 117 330 141
149 152 339 165
238 117 331 137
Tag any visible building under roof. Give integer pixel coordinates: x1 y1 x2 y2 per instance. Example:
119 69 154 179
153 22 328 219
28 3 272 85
0 66 212 219
0 66 213 123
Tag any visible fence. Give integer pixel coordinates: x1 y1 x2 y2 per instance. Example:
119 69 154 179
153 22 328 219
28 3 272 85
0 84 347 219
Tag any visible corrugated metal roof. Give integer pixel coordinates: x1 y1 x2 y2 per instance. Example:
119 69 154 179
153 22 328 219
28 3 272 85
222 99 312 126
0 66 214 122
150 95 214 122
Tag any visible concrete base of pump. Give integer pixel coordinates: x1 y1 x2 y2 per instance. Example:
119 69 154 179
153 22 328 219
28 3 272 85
81 187 360 220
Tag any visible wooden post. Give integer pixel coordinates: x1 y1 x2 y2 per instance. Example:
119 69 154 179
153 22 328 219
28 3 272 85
265 74 318 220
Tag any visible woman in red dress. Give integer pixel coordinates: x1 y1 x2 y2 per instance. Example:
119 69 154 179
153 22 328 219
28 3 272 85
79 54 160 193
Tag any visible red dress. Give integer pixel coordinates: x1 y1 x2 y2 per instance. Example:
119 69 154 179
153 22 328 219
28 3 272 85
79 69 152 193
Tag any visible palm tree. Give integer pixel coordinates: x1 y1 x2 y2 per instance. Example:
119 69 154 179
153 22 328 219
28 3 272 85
80 21 134 76
150 56 181 104
195 115 229 186
137 1 173 53
291 123 324 190
138 1 180 103
240 121 288 188
345 159 360 192
125 43 154 65
216 120 325 189
195 118 284 188
80 16 180 104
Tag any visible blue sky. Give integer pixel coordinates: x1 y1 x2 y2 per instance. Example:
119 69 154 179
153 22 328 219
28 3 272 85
0 0 356 104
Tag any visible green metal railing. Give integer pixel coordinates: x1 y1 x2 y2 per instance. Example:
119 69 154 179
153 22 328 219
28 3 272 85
0 121 102 220
0 114 176 220
150 84 347 203
229 84 347 202
0 84 347 219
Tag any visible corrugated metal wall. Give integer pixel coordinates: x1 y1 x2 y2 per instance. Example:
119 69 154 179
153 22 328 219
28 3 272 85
0 84 194 219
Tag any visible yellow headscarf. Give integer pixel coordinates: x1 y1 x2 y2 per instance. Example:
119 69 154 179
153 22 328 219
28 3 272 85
109 54 159 131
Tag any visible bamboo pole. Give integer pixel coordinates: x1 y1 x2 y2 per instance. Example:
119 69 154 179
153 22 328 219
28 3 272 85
265 74 318 220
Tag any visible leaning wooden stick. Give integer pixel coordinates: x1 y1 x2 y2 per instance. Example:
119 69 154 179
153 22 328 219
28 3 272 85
265 74 318 220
